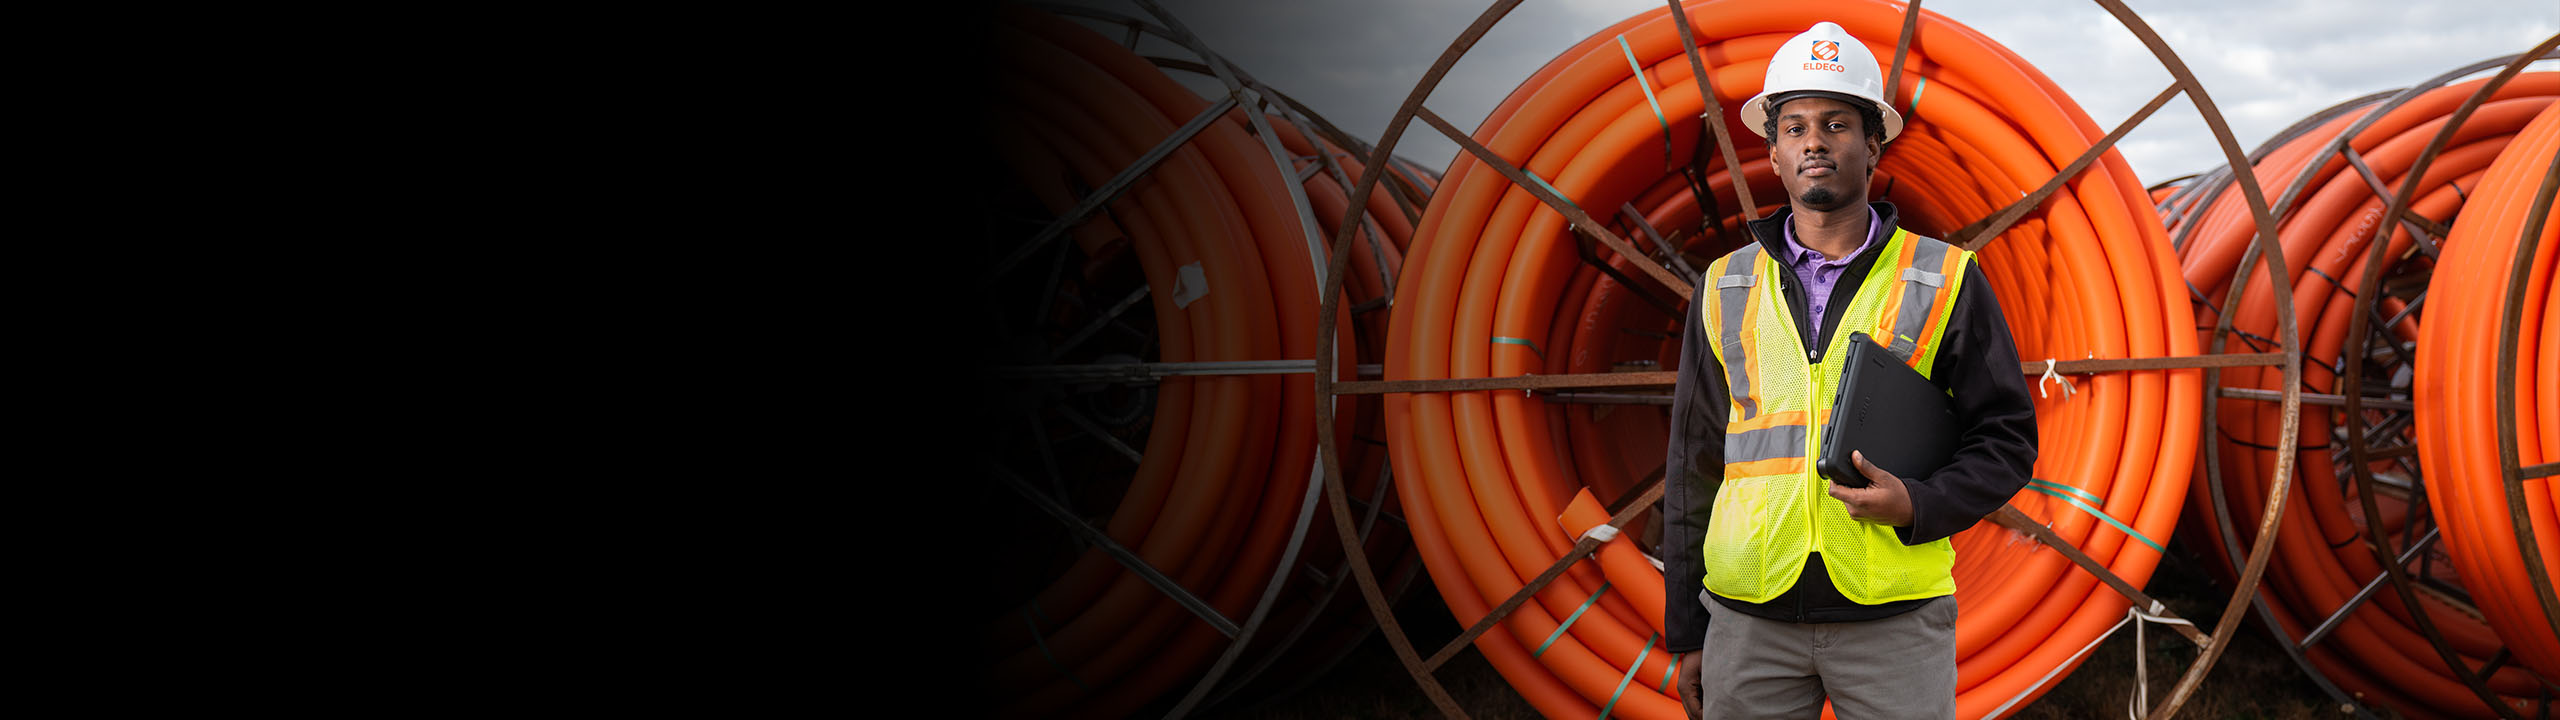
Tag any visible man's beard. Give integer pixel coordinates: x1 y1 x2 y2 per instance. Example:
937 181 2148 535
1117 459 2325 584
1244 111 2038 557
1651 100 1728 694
1801 186 1843 209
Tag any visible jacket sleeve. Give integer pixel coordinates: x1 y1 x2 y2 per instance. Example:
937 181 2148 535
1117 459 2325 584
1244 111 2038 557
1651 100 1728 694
1661 273 1726 654
1896 259 2039 545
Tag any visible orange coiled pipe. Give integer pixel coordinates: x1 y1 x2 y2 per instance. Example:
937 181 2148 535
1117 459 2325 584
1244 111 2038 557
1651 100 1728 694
2417 96 2560 696
981 6 1423 717
2173 67 2560 718
1383 1 2198 717
1211 111 1440 708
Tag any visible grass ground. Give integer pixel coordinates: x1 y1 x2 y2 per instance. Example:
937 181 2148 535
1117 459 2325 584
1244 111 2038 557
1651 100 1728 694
1199 544 2345 719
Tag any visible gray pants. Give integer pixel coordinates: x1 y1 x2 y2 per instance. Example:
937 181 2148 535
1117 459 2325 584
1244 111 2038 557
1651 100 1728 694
1695 590 1957 720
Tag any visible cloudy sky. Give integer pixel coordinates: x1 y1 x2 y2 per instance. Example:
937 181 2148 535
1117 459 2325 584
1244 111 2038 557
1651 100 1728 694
1058 0 2555 185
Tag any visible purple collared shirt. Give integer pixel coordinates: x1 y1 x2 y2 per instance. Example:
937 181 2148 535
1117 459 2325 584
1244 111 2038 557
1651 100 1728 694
1781 207 1883 336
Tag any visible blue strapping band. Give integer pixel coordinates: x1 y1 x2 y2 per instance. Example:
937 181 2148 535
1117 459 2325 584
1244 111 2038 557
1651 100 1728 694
1659 646 1680 692
1599 632 1661 720
2025 478 2164 553
1534 581 1611 657
1907 76 1926 118
1523 168 1582 214
1492 336 1545 358
2031 477 2103 505
1617 35 1677 169
1023 605 1092 690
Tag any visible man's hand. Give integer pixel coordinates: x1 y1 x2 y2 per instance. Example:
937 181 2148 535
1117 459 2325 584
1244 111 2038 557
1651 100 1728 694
1829 450 1914 526
1677 650 1702 720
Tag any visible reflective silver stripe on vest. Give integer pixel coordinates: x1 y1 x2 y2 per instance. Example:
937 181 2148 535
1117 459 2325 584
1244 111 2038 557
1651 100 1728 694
1887 237 1952 364
1717 245 1763 420
1724 424 1809 464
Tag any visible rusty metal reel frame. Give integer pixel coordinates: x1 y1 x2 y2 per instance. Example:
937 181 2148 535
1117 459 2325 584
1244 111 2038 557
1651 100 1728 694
1034 5 1459 709
1307 1 2302 718
2188 41 2560 720
988 2 1439 718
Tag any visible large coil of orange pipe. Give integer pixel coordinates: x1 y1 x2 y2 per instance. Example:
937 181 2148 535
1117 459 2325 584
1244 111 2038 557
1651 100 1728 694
1381 1 2198 717
2416 97 2560 698
980 6 1432 717
2170 64 2560 718
1213 111 1445 709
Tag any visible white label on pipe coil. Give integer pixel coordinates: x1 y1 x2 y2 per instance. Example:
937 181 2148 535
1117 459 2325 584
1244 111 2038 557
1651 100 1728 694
1582 524 1621 543
1172 262 1209 309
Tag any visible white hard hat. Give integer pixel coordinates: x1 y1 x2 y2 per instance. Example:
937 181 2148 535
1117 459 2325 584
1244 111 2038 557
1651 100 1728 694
1741 21 1905 143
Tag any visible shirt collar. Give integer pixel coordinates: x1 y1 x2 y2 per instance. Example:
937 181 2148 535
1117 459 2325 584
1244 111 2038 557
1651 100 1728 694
1781 205 1882 268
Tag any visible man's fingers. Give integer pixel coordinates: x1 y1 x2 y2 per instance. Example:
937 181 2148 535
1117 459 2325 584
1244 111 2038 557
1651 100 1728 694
1827 481 1874 521
1837 452 1887 519
1676 651 1703 720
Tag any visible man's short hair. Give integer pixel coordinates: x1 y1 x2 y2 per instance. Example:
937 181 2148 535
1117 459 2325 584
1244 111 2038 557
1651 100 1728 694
1759 91 1888 150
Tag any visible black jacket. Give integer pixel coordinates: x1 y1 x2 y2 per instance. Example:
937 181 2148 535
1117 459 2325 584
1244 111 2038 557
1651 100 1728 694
1659 202 2038 653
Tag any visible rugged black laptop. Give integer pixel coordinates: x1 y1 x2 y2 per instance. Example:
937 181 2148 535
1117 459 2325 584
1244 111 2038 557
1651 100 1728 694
1816 332 1958 488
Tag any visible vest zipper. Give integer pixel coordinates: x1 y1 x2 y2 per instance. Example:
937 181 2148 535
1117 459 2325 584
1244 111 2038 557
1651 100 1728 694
1773 256 1826 623
1783 258 1827 563
1795 564 1809 623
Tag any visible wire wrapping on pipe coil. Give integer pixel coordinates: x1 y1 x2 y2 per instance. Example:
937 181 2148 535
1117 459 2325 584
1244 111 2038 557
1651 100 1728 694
982 7 1432 716
1383 1 2199 717
2169 67 2560 718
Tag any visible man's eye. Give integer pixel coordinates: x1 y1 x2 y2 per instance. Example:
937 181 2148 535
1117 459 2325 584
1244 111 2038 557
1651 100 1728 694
1827 122 1847 132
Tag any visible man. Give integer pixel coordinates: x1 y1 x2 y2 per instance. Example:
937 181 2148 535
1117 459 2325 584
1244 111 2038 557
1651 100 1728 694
1657 21 2039 720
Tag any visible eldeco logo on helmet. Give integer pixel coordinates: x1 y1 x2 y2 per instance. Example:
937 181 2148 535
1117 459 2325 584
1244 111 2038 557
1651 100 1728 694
1743 21 1907 144
1806 39 1847 73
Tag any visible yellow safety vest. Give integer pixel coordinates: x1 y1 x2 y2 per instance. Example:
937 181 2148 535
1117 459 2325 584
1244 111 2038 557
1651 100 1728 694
1696 227 1974 605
